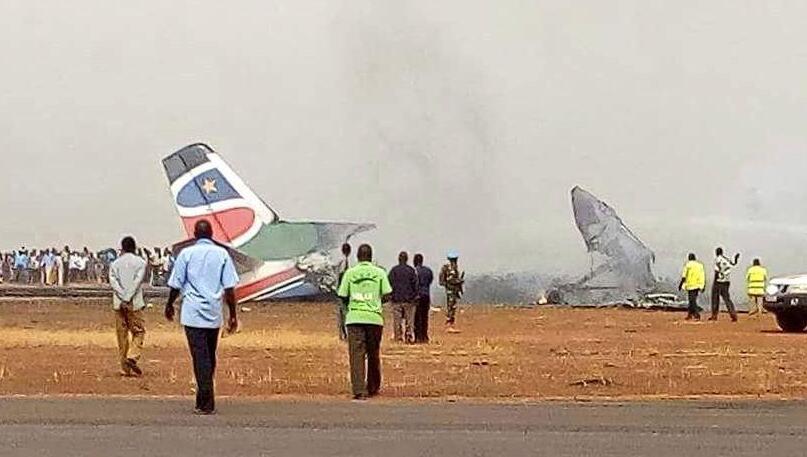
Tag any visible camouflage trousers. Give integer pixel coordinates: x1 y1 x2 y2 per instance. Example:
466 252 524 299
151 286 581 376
445 293 460 325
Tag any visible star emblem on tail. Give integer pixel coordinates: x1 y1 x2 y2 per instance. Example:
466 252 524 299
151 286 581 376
201 178 218 194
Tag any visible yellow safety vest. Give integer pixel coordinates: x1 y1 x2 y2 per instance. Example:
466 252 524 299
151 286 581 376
746 266 767 296
682 261 706 291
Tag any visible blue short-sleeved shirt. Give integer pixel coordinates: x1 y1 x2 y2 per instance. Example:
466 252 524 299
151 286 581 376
167 239 240 329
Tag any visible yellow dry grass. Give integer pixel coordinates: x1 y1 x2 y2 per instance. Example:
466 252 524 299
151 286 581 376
0 328 339 351
2 299 807 399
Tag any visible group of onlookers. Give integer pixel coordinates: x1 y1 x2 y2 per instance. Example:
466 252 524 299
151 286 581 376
0 245 175 287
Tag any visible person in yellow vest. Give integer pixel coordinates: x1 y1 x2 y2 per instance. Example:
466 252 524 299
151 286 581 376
679 253 706 320
746 259 768 316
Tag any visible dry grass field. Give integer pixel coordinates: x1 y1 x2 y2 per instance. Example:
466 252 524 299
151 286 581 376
1 298 807 400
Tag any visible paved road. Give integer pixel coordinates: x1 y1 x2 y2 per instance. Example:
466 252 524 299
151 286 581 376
1 397 806 456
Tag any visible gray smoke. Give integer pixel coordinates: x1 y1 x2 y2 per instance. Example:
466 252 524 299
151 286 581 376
2 1 807 284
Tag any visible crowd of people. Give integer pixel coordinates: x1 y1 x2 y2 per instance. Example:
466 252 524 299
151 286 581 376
0 245 175 287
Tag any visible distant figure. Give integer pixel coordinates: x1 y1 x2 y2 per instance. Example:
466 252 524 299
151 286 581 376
166 220 239 415
439 251 464 333
413 253 434 344
60 246 71 285
337 244 392 400
388 251 418 344
335 243 352 341
28 250 40 285
109 236 148 377
14 249 29 283
746 259 768 317
68 251 81 283
43 249 57 286
679 253 706 320
710 247 740 322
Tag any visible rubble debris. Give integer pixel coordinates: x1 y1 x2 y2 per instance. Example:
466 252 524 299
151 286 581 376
569 376 614 387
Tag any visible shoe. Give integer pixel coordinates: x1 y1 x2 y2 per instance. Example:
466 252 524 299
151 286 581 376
731 316 738 322
707 316 717 321
368 391 379 398
125 358 143 377
193 408 216 416
694 314 701 321
685 314 693 321
352 394 368 402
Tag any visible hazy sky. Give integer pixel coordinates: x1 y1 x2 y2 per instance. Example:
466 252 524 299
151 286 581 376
2 1 807 277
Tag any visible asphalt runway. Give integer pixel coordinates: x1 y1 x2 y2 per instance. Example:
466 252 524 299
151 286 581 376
1 397 806 456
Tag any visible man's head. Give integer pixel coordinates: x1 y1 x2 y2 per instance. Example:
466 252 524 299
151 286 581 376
121 236 137 254
447 250 459 264
688 253 696 261
414 253 424 267
357 244 373 262
341 243 351 257
398 251 409 265
194 219 214 240
715 247 724 256
753 258 761 266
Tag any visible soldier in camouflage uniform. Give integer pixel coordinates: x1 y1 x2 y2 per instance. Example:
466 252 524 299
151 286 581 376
439 251 464 333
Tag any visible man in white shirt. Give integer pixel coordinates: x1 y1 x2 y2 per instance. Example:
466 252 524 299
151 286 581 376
109 236 148 377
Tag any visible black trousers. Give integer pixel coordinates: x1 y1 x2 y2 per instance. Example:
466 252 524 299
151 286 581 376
687 290 702 317
184 326 220 412
347 324 383 397
711 281 737 318
414 295 431 343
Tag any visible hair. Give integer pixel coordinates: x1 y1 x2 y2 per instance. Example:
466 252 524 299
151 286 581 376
753 258 761 266
398 251 409 264
194 219 214 239
715 247 723 256
357 244 373 262
341 243 352 256
413 253 424 266
688 253 696 261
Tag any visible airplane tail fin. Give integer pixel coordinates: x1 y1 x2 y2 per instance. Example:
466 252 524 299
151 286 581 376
162 143 279 247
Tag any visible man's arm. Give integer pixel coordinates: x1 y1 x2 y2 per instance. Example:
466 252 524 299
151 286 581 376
224 287 238 333
220 254 240 333
122 261 147 303
108 263 127 301
165 287 180 321
410 268 419 301
381 272 393 304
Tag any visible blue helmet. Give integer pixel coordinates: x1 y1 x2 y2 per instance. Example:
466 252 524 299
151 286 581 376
446 250 459 259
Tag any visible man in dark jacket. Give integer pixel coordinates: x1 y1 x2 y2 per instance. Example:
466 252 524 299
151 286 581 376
388 251 418 344
413 254 433 343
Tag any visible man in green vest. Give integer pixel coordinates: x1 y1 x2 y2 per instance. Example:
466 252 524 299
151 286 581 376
337 244 392 400
746 258 768 316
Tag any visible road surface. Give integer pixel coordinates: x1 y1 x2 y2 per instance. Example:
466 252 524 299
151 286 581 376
1 397 805 456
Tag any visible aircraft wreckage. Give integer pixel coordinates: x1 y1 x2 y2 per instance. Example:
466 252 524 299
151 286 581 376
544 187 684 309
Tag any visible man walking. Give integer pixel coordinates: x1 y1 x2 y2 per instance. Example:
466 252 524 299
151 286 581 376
337 244 392 400
335 243 351 341
439 251 465 333
679 253 706 320
710 247 740 322
413 253 433 343
388 251 418 344
746 258 768 317
166 220 239 415
109 236 147 377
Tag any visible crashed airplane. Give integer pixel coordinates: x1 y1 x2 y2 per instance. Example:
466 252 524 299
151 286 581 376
162 143 374 302
547 187 681 308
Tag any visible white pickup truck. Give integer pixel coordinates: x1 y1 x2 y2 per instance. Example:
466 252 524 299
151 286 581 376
764 275 807 332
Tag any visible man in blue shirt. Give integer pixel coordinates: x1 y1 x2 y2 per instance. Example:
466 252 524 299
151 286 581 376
413 253 434 344
13 249 29 283
166 220 239 415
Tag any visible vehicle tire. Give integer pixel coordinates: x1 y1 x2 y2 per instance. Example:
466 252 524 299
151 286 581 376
775 310 807 333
